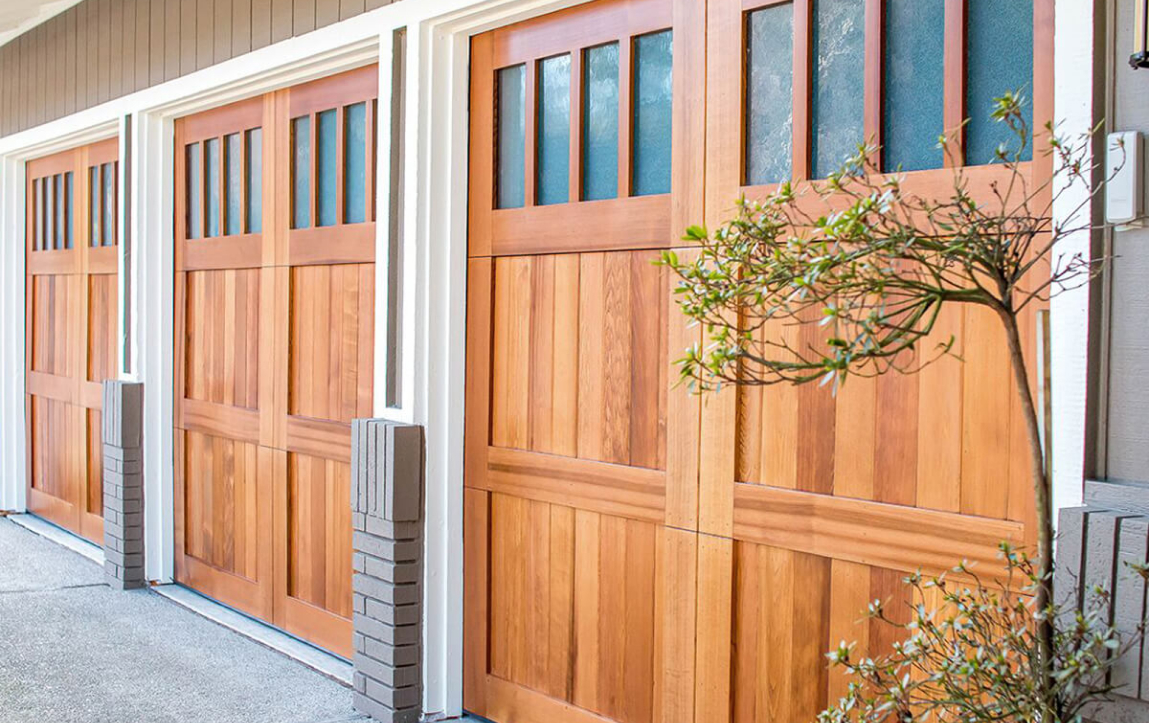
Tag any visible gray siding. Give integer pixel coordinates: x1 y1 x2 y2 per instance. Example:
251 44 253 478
1104 0 1149 483
0 0 393 139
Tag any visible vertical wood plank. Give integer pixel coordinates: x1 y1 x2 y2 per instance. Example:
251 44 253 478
694 535 732 723
134 0 150 92
232 0 253 57
316 0 340 28
197 0 215 70
293 0 316 36
215 0 234 64
251 0 272 50
109 0 123 101
180 0 198 77
271 0 293 44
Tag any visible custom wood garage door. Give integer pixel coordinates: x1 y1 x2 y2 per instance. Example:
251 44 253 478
465 1 1052 722
25 139 120 544
173 66 377 658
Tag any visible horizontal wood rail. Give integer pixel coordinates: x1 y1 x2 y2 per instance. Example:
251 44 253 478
27 371 104 411
285 415 351 462
475 446 667 525
287 224 376 266
178 398 260 444
487 196 671 257
732 482 1024 576
180 236 263 271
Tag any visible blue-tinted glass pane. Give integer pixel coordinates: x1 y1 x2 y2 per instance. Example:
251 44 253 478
632 30 673 196
497 65 526 209
91 167 101 245
103 163 116 246
55 174 65 250
65 172 73 249
186 144 201 240
966 0 1033 164
583 43 620 201
205 140 220 238
45 176 56 250
246 128 262 234
317 109 337 227
225 132 242 235
293 116 311 229
344 102 367 224
536 54 571 206
883 0 944 171
812 0 865 179
745 4 794 185
31 180 40 250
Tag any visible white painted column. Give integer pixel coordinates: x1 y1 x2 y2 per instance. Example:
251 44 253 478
0 156 27 512
133 111 176 583
1050 0 1096 520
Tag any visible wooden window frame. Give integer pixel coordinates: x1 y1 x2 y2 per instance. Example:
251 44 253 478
469 0 678 257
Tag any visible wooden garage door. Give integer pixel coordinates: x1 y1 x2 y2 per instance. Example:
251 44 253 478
174 66 377 658
25 139 120 545
466 1 1052 721
464 0 706 720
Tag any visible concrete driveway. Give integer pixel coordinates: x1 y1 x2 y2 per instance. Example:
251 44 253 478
0 515 364 723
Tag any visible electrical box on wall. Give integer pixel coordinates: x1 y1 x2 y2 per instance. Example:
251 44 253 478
1107 131 1146 228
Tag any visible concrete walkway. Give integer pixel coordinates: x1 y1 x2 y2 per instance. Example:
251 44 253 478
0 515 364 723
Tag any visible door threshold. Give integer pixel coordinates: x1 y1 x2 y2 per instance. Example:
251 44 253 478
8 513 104 566
151 584 354 687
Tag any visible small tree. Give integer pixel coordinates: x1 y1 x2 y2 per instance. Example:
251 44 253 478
819 545 1146 722
660 94 1115 719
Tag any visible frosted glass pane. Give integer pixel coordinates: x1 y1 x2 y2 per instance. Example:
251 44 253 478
186 145 201 240
536 54 571 205
246 128 262 234
966 0 1033 163
632 30 673 196
582 43 620 201
883 0 944 171
225 133 242 236
103 163 116 246
497 64 526 209
91 167 101 245
204 140 220 238
45 175 55 250
317 109 337 227
293 116 311 229
64 172 73 249
344 102 367 224
745 4 794 185
811 0 865 179
55 174 65 250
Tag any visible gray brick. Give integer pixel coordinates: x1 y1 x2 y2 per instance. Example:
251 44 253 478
363 516 421 541
361 676 419 710
353 574 419 606
353 553 419 584
352 692 420 723
354 653 421 689
383 424 423 523
354 635 419 667
354 614 419 646
353 533 421 562
363 599 420 626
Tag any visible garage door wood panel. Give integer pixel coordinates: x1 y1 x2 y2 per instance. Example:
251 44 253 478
174 65 377 658
465 0 706 720
25 139 118 544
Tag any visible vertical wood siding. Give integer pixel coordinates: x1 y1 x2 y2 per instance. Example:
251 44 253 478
0 0 392 138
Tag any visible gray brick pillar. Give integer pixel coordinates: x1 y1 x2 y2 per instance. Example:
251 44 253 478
102 380 145 590
351 419 424 723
